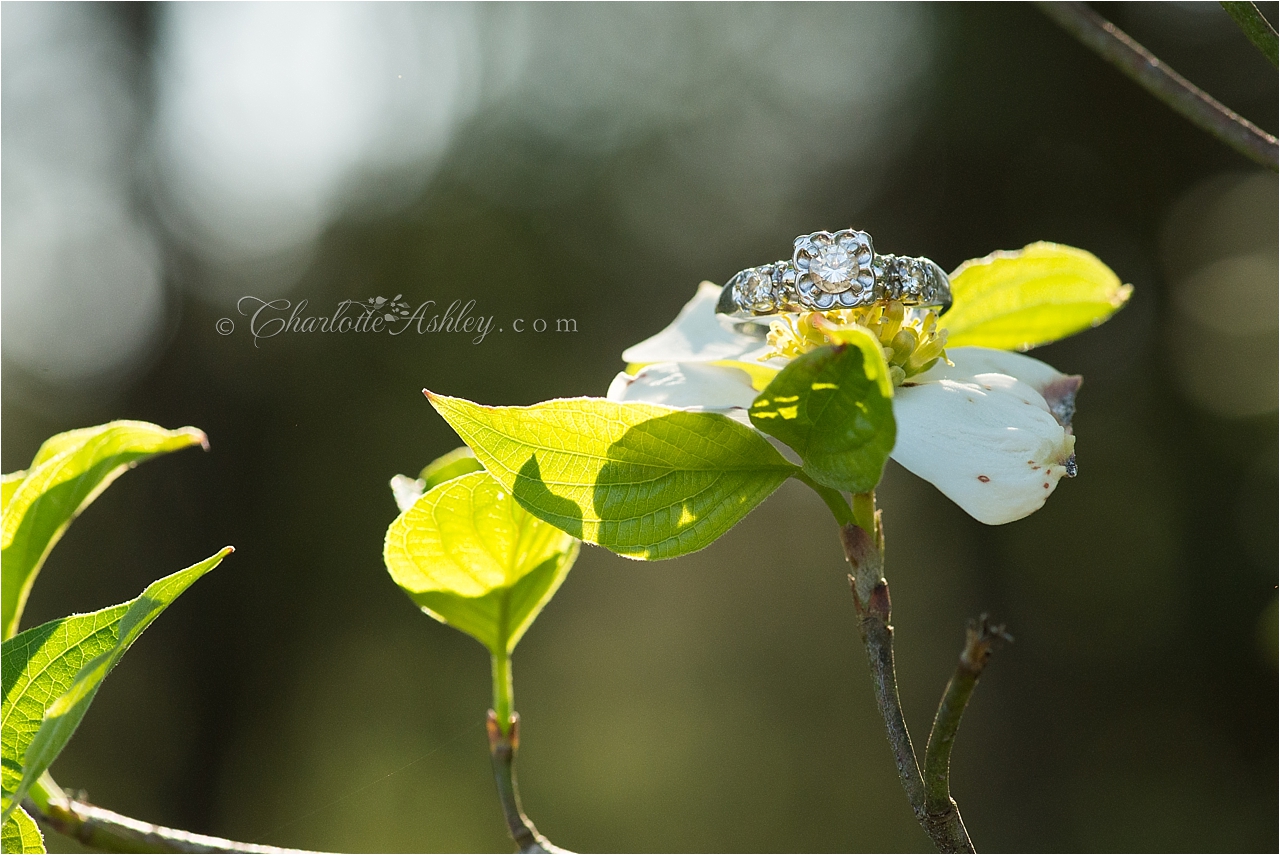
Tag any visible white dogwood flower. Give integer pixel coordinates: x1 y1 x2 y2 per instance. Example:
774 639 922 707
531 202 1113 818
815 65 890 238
607 282 1082 525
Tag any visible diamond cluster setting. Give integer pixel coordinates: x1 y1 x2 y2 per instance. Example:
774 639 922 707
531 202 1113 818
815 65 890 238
792 230 876 310
717 228 952 321
875 255 947 309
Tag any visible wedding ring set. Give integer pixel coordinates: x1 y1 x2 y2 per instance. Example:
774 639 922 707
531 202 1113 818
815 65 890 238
715 229 951 322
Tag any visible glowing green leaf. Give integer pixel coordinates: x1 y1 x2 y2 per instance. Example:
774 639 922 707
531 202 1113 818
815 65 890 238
1 805 44 853
419 446 484 491
427 394 797 560
942 242 1132 351
385 471 578 653
1 548 231 823
2 421 208 639
0 474 24 517
750 328 896 493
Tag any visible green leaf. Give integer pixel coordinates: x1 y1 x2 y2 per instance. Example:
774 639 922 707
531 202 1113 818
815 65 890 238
1 548 231 823
427 394 797 560
419 446 484 491
942 242 1132 351
750 329 896 494
1 805 44 853
384 471 578 654
1 421 208 640
0 474 24 517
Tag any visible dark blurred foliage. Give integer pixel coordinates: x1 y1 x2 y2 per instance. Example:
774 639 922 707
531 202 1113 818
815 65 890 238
3 3 1276 852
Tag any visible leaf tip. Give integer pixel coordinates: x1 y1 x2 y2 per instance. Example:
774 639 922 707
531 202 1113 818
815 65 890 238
178 426 210 451
423 389 451 413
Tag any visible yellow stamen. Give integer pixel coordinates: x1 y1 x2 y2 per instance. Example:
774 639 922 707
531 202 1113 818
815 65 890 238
760 300 949 387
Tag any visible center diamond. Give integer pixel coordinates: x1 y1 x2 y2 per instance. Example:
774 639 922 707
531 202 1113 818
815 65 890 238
792 230 877 309
812 244 856 292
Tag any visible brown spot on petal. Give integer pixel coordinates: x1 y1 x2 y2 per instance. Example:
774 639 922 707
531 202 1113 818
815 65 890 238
978 475 991 483
1043 482 1050 489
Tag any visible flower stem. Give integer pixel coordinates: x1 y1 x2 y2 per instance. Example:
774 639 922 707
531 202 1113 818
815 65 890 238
840 518 975 853
1037 1 1279 169
26 774 312 854
921 617 1011 853
1220 2 1278 67
486 712 566 854
840 521 929 823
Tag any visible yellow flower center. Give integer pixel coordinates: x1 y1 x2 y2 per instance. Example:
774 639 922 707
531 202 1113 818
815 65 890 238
761 300 949 387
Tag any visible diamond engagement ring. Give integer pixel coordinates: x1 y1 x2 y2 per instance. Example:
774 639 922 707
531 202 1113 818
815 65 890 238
715 229 952 322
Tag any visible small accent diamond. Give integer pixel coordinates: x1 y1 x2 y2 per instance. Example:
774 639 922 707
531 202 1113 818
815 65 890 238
731 266 778 313
743 271 775 309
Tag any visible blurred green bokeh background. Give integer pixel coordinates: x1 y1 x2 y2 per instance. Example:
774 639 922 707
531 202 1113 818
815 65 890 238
3 3 1276 852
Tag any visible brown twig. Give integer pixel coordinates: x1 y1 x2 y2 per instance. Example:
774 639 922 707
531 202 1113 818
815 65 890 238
841 519 973 854
486 711 567 854
1037 2 1279 169
921 617 1013 853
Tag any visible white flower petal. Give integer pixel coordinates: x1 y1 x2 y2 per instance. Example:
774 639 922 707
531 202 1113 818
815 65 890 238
621 281 769 364
917 346 1059 386
892 372 1077 525
390 474 426 513
918 346 1082 429
607 361 758 425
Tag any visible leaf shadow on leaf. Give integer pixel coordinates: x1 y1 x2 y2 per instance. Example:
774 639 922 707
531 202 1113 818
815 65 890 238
591 411 780 557
750 342 895 495
513 455 585 540
497 409 793 560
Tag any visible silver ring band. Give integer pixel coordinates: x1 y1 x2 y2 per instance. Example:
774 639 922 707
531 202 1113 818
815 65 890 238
716 229 952 321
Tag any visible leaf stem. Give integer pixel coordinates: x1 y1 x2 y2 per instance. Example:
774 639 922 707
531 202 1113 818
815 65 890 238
921 617 1011 853
1037 1 1279 169
26 776 313 854
839 519 974 853
492 652 515 735
486 712 566 854
793 472 856 528
1220 2 1279 67
851 492 876 535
